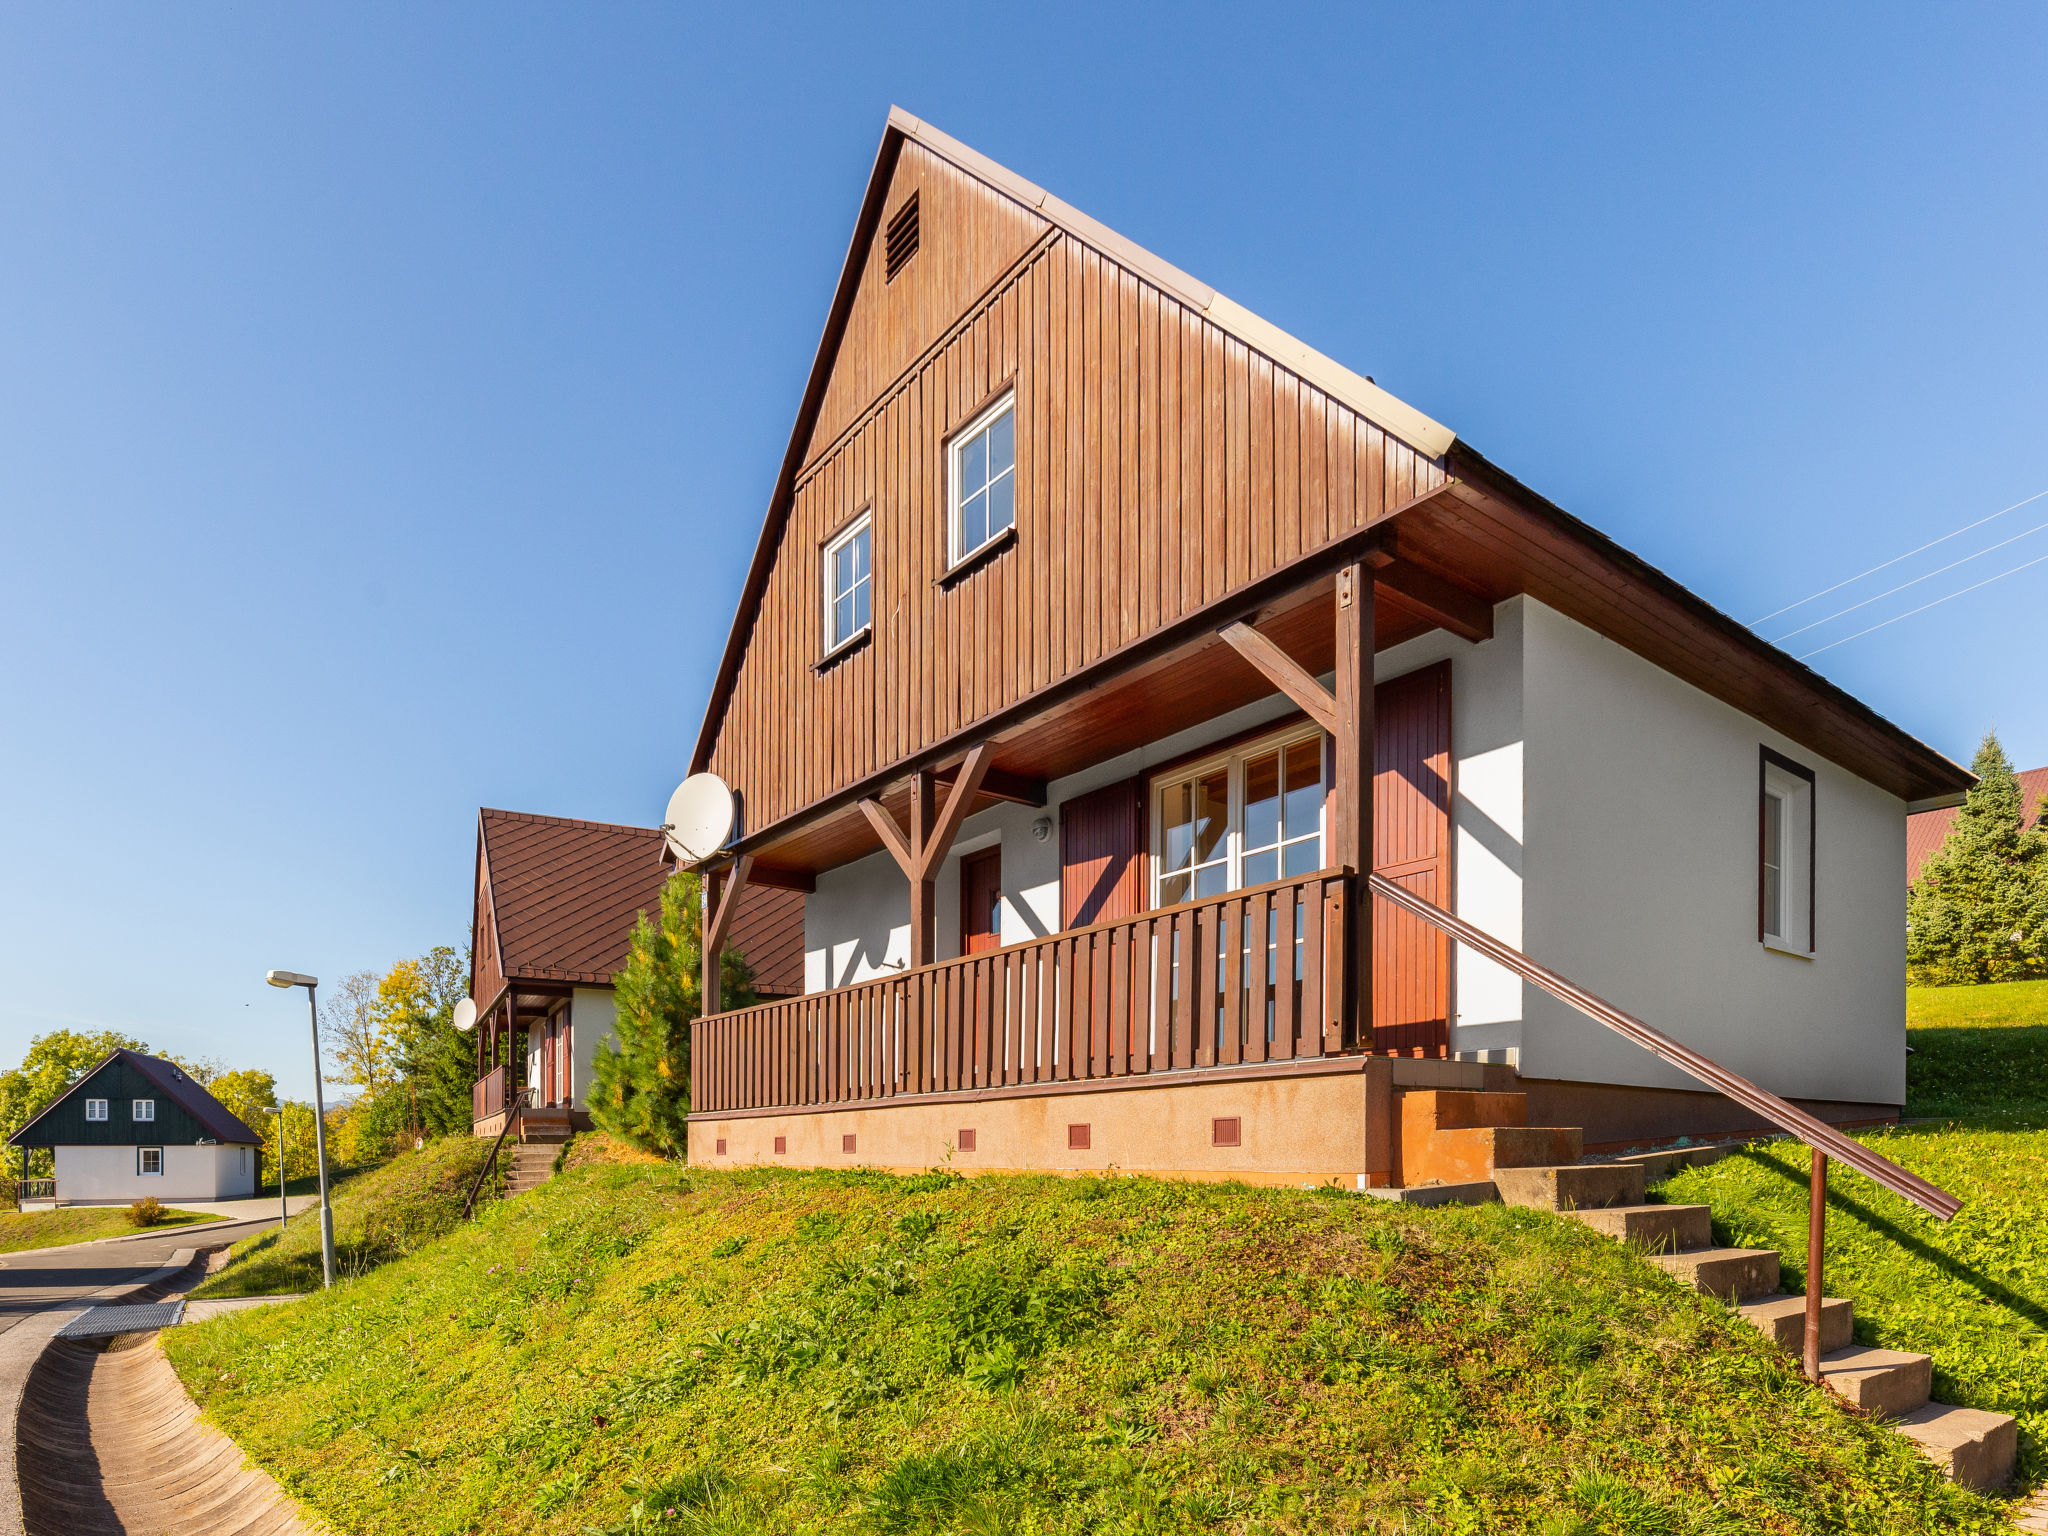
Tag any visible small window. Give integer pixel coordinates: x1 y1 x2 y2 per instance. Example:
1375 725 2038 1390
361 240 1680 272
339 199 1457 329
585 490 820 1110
823 515 872 653
948 394 1016 567
1759 748 1816 954
138 1147 163 1176
84 1099 107 1122
239 1147 249 1174
132 1099 155 1123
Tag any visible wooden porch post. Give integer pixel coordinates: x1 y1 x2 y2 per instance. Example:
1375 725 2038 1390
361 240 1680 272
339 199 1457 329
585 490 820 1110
909 770 936 967
702 855 754 1017
1332 560 1375 1049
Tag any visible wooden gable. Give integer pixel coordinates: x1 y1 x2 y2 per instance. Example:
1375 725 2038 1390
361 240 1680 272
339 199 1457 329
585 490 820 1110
706 139 1447 840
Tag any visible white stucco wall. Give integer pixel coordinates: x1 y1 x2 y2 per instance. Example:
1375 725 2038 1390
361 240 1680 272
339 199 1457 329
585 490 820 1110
799 592 1909 1107
1518 599 1907 1105
570 987 617 1106
54 1142 256 1203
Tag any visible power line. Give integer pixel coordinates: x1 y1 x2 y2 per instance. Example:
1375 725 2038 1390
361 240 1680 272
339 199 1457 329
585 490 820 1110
1799 547 2048 659
1752 486 2048 626
1771 512 2048 644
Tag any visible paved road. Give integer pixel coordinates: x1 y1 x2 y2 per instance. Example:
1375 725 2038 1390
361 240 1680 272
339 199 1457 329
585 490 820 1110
0 1217 279 1335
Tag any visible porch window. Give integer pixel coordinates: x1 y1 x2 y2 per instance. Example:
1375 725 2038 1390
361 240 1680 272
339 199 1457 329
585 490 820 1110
1759 747 1816 953
132 1098 155 1123
85 1098 107 1122
1153 728 1326 905
137 1147 162 1176
948 393 1015 566
823 515 871 653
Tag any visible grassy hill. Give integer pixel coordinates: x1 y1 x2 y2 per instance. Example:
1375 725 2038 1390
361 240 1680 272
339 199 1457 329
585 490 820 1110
1906 977 2048 1121
0 1205 212 1253
164 1137 2011 1535
190 1134 505 1298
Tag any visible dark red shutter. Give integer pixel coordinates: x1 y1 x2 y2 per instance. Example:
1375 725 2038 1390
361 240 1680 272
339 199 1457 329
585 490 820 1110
1060 776 1147 929
1373 661 1452 1055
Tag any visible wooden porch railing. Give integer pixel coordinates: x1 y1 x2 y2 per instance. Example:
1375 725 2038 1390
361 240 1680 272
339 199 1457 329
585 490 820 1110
693 870 1354 1115
473 1064 511 1124
14 1179 53 1204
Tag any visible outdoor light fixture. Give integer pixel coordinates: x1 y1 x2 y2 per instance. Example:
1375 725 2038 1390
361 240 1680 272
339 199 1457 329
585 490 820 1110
265 968 336 1290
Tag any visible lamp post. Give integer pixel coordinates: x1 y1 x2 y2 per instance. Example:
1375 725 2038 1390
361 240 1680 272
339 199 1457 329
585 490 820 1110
265 970 334 1289
274 1104 288 1235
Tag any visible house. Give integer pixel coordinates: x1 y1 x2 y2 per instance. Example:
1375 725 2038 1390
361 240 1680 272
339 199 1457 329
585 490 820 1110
7 1049 262 1205
677 109 1972 1187
1906 764 2048 885
467 808 804 1136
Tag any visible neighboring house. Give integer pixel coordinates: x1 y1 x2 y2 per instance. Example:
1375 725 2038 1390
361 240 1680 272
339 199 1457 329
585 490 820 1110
1905 765 2048 885
7 1050 261 1205
467 808 804 1136
679 109 1972 1185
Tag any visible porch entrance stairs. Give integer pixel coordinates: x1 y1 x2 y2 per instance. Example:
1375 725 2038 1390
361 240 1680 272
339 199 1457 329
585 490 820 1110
506 1114 572 1198
1393 1088 2018 1492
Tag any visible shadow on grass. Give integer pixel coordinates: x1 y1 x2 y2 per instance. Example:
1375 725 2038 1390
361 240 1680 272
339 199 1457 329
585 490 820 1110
1741 1146 2048 1339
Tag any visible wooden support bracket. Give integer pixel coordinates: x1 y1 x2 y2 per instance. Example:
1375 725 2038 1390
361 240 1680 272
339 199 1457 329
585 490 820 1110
1218 621 1340 736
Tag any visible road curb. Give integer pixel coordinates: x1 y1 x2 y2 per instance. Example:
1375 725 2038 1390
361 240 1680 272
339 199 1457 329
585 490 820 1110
0 1246 206 1536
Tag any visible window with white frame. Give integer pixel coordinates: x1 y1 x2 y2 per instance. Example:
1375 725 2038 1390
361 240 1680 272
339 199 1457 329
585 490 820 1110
823 515 871 653
1759 748 1815 953
948 393 1015 566
1153 728 1326 906
132 1098 155 1123
84 1098 107 1122
137 1147 163 1176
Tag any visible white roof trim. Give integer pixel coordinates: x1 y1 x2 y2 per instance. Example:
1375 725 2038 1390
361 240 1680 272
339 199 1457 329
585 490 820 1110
889 108 1458 462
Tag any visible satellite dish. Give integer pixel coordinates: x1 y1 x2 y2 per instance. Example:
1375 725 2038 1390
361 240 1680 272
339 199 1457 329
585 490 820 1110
452 998 477 1033
664 773 736 864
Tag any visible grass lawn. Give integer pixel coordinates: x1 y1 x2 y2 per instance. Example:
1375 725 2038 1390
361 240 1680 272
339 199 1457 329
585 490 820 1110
0 1205 213 1253
163 1136 2012 1535
191 1134 506 1299
1905 976 2048 1121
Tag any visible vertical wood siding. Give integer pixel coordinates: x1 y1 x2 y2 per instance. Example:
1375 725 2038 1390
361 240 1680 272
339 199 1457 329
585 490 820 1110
709 157 1447 837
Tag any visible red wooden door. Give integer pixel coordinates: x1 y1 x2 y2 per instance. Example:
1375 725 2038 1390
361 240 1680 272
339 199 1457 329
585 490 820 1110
1059 776 1146 928
1373 661 1452 1055
960 847 1003 955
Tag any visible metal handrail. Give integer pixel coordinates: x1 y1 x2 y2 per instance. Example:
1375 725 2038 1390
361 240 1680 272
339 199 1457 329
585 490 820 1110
1370 872 1959 1383
461 1086 527 1220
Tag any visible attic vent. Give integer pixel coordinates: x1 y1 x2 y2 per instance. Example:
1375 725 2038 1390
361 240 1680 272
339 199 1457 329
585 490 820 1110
884 193 920 281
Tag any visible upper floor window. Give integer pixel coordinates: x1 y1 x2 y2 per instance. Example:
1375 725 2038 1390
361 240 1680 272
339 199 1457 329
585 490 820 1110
823 514 872 653
948 394 1015 567
1153 728 1326 906
132 1098 155 1123
1760 748 1815 954
85 1098 107 1122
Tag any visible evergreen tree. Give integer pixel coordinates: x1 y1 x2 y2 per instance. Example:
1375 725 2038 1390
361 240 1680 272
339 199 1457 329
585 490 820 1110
1908 731 2048 984
591 871 755 1157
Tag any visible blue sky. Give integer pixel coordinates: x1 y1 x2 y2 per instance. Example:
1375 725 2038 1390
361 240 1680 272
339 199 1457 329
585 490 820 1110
2 5 2043 1097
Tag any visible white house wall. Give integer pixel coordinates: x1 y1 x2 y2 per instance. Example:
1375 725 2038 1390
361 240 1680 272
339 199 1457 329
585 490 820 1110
571 987 617 1106
54 1142 256 1204
1519 599 1907 1105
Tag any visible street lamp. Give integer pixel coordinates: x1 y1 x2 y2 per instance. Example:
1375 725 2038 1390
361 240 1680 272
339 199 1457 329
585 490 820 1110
265 969 334 1289
274 1104 288 1235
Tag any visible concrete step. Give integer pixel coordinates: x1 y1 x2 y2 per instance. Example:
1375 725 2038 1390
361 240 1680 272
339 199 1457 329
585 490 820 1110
1566 1203 1712 1252
1737 1292 1854 1354
1399 1089 1528 1131
1362 1180 1497 1207
1614 1145 1728 1184
1648 1245 1781 1301
1494 1162 1645 1211
1894 1402 2020 1491
1409 1125 1584 1185
1817 1345 1933 1418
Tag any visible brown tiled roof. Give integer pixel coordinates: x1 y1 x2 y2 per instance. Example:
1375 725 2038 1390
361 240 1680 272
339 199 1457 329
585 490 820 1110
475 809 804 995
1906 766 2048 885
